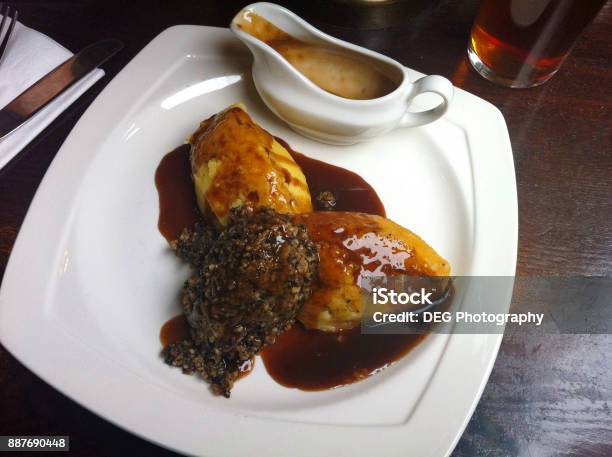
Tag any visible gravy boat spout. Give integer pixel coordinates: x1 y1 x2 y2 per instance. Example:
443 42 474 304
231 2 454 145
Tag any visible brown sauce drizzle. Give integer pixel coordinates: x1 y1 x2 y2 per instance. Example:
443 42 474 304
160 314 190 347
277 137 386 217
155 144 199 242
262 326 425 390
155 137 426 392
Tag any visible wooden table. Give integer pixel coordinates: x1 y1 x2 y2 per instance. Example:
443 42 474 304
1 1 611 455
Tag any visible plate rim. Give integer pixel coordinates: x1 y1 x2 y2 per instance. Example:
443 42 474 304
0 24 517 457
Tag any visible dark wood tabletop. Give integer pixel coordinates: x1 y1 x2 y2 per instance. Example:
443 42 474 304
1 0 611 456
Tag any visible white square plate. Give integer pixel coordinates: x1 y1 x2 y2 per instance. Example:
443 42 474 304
0 26 517 457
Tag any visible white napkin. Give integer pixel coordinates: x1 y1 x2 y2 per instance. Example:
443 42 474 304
0 18 104 170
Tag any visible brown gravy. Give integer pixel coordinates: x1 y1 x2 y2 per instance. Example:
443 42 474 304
156 138 427 391
277 138 386 216
262 325 425 390
155 144 199 242
160 314 190 347
235 10 398 100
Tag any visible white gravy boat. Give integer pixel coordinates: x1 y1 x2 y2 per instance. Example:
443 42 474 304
230 2 454 145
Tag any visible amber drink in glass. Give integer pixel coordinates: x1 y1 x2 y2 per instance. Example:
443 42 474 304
468 0 606 88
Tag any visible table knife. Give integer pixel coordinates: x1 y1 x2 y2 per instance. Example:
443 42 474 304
0 38 123 140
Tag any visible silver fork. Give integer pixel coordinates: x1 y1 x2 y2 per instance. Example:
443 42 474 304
0 2 18 66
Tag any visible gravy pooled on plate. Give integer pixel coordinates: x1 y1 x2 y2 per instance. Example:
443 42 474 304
235 10 398 100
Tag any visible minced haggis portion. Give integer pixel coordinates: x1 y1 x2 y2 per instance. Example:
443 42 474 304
163 206 319 397
169 220 217 269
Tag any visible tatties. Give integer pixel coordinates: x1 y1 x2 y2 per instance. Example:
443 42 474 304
189 104 312 226
292 212 450 331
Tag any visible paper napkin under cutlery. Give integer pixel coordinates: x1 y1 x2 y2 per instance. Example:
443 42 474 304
0 18 105 170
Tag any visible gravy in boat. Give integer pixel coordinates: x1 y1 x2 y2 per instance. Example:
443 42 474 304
235 10 399 100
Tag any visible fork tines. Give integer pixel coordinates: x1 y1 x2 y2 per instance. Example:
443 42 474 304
0 2 18 65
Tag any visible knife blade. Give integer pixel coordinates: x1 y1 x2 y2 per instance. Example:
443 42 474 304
0 38 123 140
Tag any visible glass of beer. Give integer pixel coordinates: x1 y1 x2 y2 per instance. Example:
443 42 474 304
468 0 606 88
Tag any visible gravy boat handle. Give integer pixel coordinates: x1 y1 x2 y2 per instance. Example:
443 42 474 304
399 75 454 128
